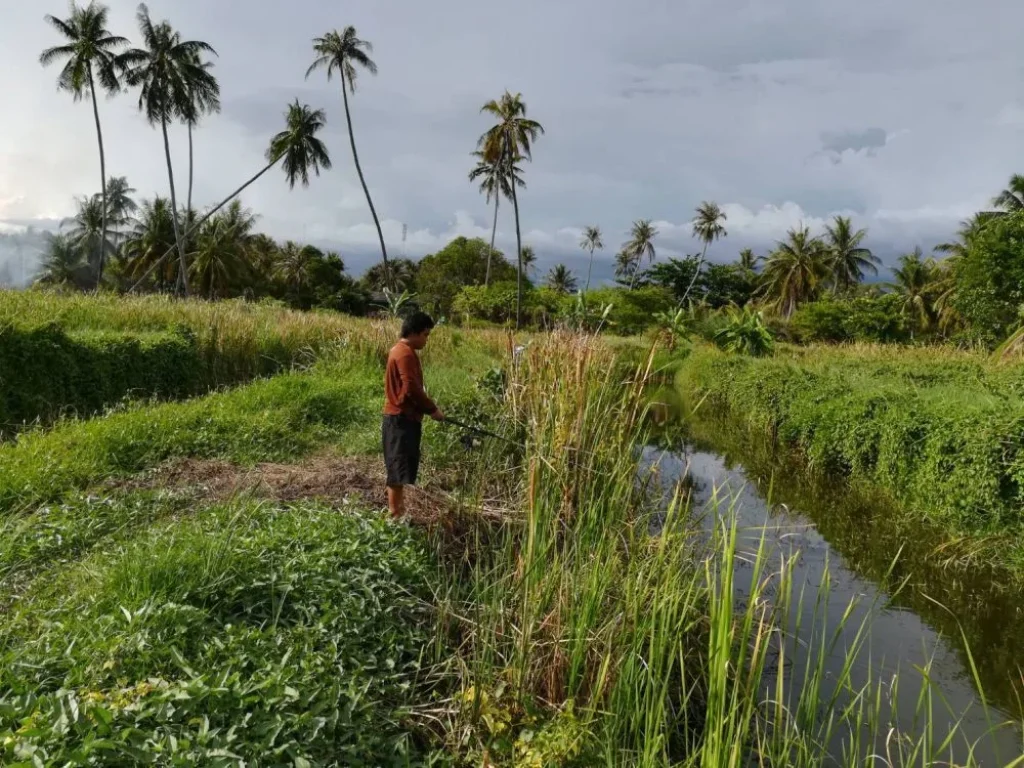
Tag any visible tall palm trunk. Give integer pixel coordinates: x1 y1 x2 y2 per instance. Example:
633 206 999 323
187 123 195 216
129 158 278 293
679 241 709 306
161 115 189 296
511 181 524 329
88 67 108 289
486 194 499 287
341 75 391 291
585 246 595 293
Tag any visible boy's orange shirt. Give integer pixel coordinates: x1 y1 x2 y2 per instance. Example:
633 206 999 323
383 341 437 421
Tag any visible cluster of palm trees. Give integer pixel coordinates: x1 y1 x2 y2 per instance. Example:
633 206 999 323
40 2 389 294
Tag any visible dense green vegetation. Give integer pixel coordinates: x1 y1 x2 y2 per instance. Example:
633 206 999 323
679 344 1024 553
0 298 1018 764
0 291 391 435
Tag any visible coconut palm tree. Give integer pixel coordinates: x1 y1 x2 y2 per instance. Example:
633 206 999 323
738 248 759 273
363 258 418 292
37 233 87 287
101 176 138 250
121 4 218 296
124 196 178 289
188 200 257 299
614 250 637 284
275 241 317 294
62 194 116 274
580 226 603 292
992 173 1024 213
890 247 938 333
521 245 538 277
40 1 130 287
478 91 545 328
469 149 524 287
824 215 878 293
306 27 391 289
681 201 727 303
182 49 220 227
624 219 657 289
546 264 578 294
128 100 331 293
760 226 829 318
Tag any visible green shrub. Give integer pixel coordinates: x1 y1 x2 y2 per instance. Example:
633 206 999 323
678 346 1024 531
790 295 906 344
0 324 204 435
713 307 774 356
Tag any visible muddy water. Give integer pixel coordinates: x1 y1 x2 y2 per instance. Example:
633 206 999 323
648 401 1024 764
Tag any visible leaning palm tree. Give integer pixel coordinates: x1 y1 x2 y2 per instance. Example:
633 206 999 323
478 91 545 328
306 27 391 289
624 219 657 289
182 49 220 226
469 149 524 287
992 173 1024 213
680 201 727 303
128 100 331 293
121 4 219 296
760 226 828 318
580 226 603 292
40 1 129 286
546 264 578 294
62 194 116 275
36 233 87 287
824 215 878 293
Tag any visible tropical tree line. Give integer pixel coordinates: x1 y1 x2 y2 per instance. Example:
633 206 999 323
39 1 393 294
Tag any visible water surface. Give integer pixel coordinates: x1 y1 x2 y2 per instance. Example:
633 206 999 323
647 404 1024 764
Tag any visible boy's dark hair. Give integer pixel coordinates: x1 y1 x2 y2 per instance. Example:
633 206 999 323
401 311 435 338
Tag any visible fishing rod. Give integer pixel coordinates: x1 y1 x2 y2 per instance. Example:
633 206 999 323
442 416 524 449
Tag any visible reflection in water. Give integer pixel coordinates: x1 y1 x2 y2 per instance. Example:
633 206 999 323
646 395 1024 764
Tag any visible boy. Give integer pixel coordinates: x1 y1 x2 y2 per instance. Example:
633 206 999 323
382 311 445 519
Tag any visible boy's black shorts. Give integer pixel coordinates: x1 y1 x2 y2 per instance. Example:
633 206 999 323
382 414 422 486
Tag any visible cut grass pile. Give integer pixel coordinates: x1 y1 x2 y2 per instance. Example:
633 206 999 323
678 344 1024 540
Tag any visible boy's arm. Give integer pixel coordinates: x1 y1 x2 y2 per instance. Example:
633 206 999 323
397 353 439 416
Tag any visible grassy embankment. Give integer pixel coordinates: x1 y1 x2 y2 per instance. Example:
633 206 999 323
678 343 1024 574
0 305 1019 765
0 290 409 436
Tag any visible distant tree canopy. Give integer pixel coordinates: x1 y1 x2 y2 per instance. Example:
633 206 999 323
645 257 757 308
416 236 517 317
951 212 1024 342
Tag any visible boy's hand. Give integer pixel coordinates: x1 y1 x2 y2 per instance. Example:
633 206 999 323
430 408 446 422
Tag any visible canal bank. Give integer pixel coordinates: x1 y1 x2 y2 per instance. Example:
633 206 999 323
646 381 1023 764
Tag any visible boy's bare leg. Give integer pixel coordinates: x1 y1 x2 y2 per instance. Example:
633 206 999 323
387 485 405 519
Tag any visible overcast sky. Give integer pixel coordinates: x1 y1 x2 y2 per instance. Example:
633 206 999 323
2 0 1024 281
